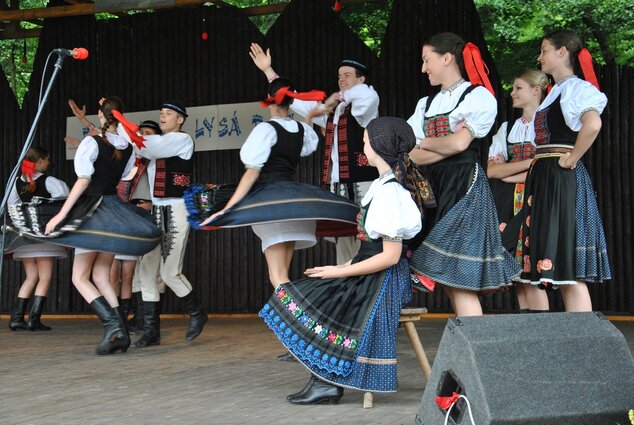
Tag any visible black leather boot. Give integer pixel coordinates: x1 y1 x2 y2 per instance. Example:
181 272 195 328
90 296 130 355
287 376 343 405
134 301 161 348
128 292 144 333
120 298 131 319
286 375 316 401
26 296 52 331
9 297 29 331
182 291 207 341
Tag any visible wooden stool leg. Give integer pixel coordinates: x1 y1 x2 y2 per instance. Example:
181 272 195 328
404 321 432 379
363 391 373 408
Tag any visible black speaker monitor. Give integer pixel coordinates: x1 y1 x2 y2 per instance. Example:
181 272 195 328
416 312 634 425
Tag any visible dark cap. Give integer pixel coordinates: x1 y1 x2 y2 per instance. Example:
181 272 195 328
138 120 162 135
161 100 188 117
339 59 368 75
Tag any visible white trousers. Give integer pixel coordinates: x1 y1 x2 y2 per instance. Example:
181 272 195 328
138 201 192 302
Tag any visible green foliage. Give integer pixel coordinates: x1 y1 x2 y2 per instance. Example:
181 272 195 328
0 0 48 105
474 0 634 88
222 0 392 55
2 0 633 103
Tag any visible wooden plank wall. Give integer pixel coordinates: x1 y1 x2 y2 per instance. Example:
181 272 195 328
1 0 632 314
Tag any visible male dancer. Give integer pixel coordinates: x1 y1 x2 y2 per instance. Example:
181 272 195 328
117 101 206 347
249 43 380 264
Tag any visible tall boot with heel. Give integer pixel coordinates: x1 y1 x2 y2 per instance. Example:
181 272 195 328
90 296 130 355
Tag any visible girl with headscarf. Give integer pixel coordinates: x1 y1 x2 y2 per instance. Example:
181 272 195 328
259 117 435 404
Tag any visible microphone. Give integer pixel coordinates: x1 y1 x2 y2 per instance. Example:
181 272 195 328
52 48 89 60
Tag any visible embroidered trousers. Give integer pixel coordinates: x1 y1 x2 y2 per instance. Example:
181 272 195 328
138 200 192 302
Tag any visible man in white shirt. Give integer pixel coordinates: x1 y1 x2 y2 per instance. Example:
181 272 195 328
119 101 207 348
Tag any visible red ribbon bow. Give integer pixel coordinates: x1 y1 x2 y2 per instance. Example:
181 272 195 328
112 110 145 149
260 86 327 108
435 392 461 410
463 42 495 96
578 48 600 90
21 159 36 185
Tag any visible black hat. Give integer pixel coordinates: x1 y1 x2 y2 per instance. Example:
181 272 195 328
161 100 188 117
139 120 162 135
339 59 368 75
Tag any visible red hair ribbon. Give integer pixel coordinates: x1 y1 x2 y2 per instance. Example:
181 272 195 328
462 42 495 96
578 48 600 90
21 159 36 185
435 392 461 410
112 110 145 149
260 87 327 108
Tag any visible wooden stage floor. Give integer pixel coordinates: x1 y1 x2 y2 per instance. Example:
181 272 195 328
1 317 633 425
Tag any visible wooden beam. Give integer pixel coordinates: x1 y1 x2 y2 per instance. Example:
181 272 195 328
0 26 39 39
0 0 214 20
0 0 373 30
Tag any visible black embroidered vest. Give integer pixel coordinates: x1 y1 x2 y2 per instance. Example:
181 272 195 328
533 94 577 146
323 104 378 185
506 121 535 162
423 85 483 166
85 136 133 197
16 174 51 202
154 155 193 198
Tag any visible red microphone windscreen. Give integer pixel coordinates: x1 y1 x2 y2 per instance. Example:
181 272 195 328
73 48 89 60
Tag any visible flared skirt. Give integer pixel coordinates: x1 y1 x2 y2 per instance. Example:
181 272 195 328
410 163 519 291
517 159 611 286
8 195 161 256
184 181 358 237
259 244 412 392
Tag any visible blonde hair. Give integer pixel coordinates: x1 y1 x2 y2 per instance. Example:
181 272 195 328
517 69 549 101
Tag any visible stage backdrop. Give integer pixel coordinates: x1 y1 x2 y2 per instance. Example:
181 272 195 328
1 0 632 315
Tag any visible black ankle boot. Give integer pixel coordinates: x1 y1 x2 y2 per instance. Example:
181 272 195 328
287 376 343 405
9 297 29 331
26 296 52 331
128 292 144 333
134 301 161 348
182 292 207 341
90 297 130 355
286 375 316 401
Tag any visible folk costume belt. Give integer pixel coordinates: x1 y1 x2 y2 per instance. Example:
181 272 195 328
535 144 573 159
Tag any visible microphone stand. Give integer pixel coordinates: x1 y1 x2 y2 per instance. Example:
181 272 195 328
0 52 70 291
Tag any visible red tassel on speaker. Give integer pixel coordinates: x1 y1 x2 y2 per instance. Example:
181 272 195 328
435 392 460 410
578 48 600 90
462 42 495 96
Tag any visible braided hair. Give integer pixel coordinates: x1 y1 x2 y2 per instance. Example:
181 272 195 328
99 96 125 160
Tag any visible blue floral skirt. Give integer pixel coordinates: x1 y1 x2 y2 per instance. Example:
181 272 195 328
259 241 412 392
